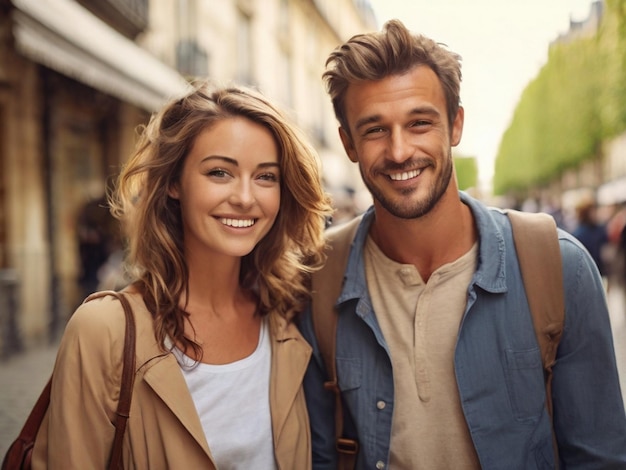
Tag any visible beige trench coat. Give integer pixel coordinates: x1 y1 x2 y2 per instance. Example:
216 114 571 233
32 291 312 469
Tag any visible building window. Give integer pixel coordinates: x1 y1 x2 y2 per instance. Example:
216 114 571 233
77 0 149 38
236 9 253 85
175 0 209 77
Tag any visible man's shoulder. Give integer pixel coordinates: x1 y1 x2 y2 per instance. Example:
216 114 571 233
325 214 363 243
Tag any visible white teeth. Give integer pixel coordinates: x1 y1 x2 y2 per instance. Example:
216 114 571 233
220 218 255 228
389 169 421 181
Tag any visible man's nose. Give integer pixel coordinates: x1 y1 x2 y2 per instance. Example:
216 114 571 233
388 129 414 163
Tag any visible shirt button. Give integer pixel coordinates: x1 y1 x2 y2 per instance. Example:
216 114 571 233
376 400 386 410
376 461 385 469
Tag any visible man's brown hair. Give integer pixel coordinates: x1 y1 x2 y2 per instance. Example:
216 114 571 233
323 19 463 133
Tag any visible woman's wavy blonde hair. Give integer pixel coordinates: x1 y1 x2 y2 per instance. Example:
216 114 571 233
109 80 333 355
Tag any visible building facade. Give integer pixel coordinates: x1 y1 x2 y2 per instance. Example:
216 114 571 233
0 0 376 356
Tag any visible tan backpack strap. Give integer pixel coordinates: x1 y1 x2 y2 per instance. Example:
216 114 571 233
507 209 564 466
311 216 362 469
84 290 136 470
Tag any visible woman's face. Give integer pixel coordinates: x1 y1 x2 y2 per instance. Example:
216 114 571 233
169 117 281 260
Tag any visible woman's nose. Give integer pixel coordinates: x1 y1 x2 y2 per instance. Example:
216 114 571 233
229 179 255 208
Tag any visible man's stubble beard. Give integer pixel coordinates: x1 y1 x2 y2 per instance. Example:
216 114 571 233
360 151 454 220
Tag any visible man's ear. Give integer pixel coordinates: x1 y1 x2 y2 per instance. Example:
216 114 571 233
451 106 464 147
339 127 358 163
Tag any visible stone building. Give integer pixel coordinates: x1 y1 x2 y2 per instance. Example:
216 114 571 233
0 0 376 355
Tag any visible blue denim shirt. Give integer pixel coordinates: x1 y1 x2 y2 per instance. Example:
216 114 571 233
299 193 626 469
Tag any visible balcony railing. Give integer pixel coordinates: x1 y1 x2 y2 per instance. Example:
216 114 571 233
76 0 148 39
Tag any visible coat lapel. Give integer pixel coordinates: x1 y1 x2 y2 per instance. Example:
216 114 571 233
126 291 212 458
127 291 309 460
142 354 212 456
269 313 312 441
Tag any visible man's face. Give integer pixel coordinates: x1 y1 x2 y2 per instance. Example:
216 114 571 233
339 65 464 219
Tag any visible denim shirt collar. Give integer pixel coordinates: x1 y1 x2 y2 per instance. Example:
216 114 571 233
461 192 508 294
338 191 509 308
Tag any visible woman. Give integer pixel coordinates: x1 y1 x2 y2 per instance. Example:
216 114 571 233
32 81 333 469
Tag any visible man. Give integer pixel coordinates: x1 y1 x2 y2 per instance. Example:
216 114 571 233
298 19 626 469
571 195 608 281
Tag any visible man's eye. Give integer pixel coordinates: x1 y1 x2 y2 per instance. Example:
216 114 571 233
364 127 384 135
412 120 431 127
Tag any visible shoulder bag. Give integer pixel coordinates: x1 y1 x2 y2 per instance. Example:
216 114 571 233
1 290 136 470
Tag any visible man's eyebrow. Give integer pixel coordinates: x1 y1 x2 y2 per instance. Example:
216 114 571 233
355 115 382 131
409 106 440 118
354 106 441 131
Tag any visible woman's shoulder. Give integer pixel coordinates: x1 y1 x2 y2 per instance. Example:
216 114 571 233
58 293 135 360
59 290 164 375
71 289 152 327
68 292 128 332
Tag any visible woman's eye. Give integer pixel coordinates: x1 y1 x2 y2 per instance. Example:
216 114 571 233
207 169 229 178
258 172 279 182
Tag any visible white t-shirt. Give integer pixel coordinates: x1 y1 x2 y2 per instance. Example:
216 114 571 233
174 318 276 469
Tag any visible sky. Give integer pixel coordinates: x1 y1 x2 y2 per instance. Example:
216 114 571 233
368 0 598 189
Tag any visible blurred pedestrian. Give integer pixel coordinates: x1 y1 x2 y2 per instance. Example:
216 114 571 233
608 202 626 290
298 19 626 469
621 223 626 284
76 193 117 299
32 81 332 469
571 194 609 281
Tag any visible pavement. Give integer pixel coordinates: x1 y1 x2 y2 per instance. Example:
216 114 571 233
0 338 57 458
1 285 625 459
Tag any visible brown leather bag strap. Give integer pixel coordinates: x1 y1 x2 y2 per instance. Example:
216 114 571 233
311 216 362 470
84 290 136 470
507 209 564 467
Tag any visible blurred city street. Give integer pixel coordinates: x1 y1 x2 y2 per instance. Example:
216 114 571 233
1 283 625 459
1 0 625 464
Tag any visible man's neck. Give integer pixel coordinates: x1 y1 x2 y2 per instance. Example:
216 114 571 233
370 195 476 282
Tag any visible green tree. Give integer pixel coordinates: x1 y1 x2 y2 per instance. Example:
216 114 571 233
454 156 478 191
493 0 626 195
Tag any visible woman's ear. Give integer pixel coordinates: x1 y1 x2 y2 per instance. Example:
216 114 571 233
168 183 180 200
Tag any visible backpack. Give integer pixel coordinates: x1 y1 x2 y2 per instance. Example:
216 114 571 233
310 209 564 470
